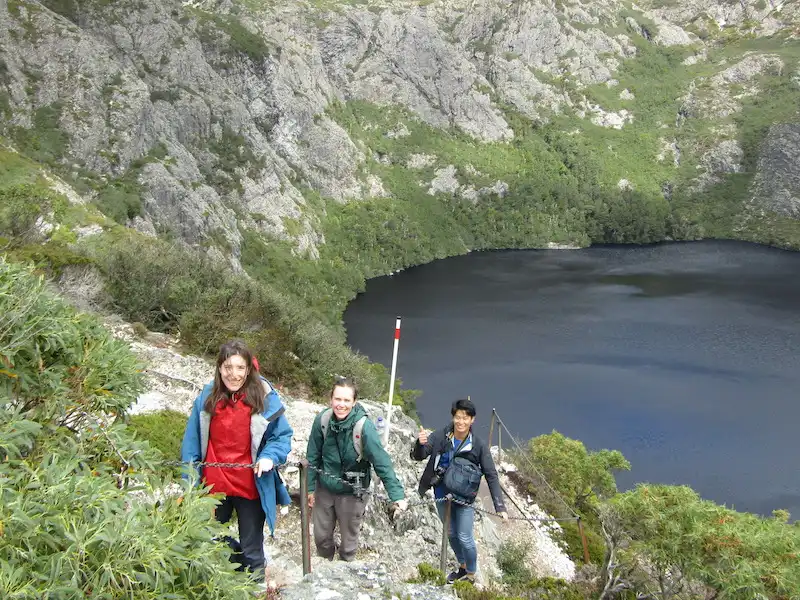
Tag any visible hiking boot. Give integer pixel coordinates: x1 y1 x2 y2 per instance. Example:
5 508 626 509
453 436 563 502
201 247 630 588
446 567 467 584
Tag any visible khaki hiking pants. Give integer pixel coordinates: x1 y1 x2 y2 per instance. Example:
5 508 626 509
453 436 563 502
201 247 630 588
312 484 368 561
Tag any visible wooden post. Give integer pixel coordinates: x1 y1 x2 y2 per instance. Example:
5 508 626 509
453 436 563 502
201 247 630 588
487 408 496 449
498 422 503 464
577 516 591 565
439 498 452 573
299 460 312 575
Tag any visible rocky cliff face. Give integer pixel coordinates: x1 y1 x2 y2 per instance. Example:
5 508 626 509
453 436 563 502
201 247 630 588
751 123 800 217
2 0 798 264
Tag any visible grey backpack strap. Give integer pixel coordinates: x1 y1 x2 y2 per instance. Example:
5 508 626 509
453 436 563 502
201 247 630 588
320 409 367 461
352 416 367 461
320 408 333 439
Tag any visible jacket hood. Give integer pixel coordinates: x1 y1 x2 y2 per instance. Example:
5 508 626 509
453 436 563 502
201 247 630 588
329 402 367 431
261 379 285 420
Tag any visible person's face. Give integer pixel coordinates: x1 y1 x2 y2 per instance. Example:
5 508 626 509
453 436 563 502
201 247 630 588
330 385 356 420
220 354 249 393
452 409 475 437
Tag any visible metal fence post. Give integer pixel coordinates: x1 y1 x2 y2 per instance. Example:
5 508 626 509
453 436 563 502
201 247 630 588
577 516 591 565
498 422 503 464
299 460 312 575
439 498 452 573
487 409 496 449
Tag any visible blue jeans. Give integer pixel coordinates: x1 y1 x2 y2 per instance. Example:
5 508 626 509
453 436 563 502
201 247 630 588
436 500 477 573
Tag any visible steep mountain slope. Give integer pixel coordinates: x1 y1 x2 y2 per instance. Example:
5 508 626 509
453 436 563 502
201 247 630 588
1 0 799 394
2 0 798 253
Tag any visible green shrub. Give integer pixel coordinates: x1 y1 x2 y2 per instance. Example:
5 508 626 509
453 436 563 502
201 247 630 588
0 183 63 246
86 230 388 398
610 484 800 598
195 12 272 64
94 181 142 223
10 103 69 165
149 89 181 103
521 577 585 600
131 321 149 338
452 581 519 600
87 231 221 331
519 431 630 511
408 562 446 586
0 258 260 598
496 540 532 586
5 240 90 277
0 148 43 188
128 409 188 461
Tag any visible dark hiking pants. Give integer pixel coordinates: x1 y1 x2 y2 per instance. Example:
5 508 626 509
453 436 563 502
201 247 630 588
215 495 266 578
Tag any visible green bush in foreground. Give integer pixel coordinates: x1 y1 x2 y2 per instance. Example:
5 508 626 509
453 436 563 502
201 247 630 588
493 542 587 600
0 258 258 599
608 484 800 599
558 519 605 565
128 409 188 461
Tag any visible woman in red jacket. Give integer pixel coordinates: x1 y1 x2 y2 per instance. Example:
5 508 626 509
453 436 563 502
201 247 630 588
182 340 293 581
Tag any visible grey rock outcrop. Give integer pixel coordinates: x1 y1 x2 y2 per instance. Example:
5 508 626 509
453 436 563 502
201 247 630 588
322 10 514 142
678 54 784 189
0 0 651 255
702 139 743 176
681 54 784 121
644 0 800 37
751 124 800 218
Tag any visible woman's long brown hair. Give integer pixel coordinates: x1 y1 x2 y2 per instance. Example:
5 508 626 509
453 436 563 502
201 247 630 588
204 340 265 415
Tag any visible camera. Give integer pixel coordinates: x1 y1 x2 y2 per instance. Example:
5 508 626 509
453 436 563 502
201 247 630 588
344 471 367 498
429 465 447 487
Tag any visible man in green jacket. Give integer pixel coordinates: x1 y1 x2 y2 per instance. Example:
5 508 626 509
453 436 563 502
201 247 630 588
306 376 407 561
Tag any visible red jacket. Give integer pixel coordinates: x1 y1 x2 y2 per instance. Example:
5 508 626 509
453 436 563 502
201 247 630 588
203 394 258 499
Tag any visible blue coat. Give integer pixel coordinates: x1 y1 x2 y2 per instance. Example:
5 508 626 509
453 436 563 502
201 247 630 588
180 377 293 535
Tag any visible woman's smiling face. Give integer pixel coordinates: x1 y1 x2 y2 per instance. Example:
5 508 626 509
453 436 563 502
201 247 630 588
220 354 249 393
330 384 356 420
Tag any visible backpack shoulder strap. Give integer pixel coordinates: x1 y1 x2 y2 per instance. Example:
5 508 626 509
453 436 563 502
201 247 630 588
266 405 285 423
320 408 333 439
352 416 368 461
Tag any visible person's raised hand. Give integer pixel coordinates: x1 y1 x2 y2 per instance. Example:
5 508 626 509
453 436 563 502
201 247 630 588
417 425 428 445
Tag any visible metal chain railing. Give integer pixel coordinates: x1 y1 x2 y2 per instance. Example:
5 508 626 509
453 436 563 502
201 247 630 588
160 457 575 522
489 408 595 565
84 409 589 576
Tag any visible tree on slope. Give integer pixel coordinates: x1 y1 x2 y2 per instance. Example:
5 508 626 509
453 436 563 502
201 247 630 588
599 484 800 600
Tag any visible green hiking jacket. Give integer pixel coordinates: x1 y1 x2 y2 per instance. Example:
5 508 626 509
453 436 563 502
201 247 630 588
306 403 405 502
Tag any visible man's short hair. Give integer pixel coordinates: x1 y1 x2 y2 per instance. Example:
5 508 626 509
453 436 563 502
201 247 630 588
451 398 476 417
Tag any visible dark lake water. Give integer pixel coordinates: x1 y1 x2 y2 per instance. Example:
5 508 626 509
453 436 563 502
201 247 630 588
344 241 800 517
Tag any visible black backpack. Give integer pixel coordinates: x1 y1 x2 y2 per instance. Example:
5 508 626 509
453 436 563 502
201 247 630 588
442 436 482 504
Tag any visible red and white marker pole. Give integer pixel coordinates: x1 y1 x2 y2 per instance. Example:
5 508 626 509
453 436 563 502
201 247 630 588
383 316 401 446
